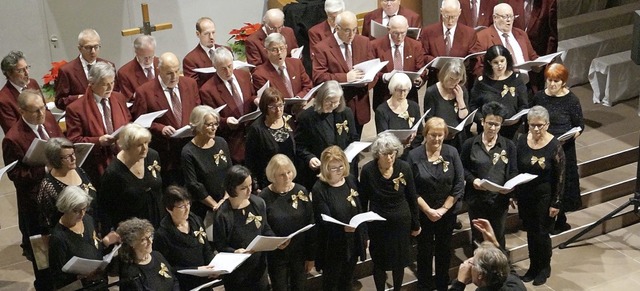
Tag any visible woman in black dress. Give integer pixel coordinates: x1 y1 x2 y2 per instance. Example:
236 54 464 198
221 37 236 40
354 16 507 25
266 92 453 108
154 186 215 291
115 218 179 291
359 132 420 291
37 137 97 234
312 146 366 291
295 80 358 189
182 105 232 219
212 165 274 290
260 154 315 291
375 73 423 159
48 186 120 289
246 88 296 190
516 106 565 286
470 45 528 139
406 117 464 291
531 63 584 234
99 123 163 232
424 59 470 151
461 102 518 250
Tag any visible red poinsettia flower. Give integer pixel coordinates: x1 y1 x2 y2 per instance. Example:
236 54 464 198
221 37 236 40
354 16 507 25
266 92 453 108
43 60 67 85
229 23 262 41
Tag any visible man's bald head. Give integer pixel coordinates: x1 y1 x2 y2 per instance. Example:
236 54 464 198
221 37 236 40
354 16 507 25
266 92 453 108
158 53 180 88
388 15 409 45
335 11 358 44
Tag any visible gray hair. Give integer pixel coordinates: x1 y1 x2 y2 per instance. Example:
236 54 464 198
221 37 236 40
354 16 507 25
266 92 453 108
45 137 75 169
441 0 461 10
527 105 549 123
117 123 152 150
116 218 154 264
389 15 409 28
325 0 345 13
313 80 346 113
17 89 42 110
438 59 467 86
1 50 25 78
211 47 233 66
78 28 100 44
388 73 412 92
189 105 220 135
88 62 115 84
133 35 156 50
264 8 285 23
371 132 403 159
56 185 93 214
473 242 510 288
264 33 287 49
335 11 357 28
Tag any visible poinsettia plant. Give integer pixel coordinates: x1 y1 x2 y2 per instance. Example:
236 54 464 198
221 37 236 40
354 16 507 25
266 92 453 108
41 60 67 102
228 23 262 61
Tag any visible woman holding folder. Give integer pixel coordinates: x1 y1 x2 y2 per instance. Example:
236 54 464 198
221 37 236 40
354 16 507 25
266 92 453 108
259 155 315 291
374 73 423 160
311 146 366 291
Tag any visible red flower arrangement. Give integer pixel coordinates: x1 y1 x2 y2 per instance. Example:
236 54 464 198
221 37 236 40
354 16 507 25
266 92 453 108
228 23 262 60
41 60 67 101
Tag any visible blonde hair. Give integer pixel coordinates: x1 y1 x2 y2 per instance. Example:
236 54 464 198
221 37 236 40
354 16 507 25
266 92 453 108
265 154 297 183
318 146 350 182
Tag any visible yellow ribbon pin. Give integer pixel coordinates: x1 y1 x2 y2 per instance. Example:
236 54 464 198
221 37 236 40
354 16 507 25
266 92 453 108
148 160 161 178
501 85 516 97
492 150 509 165
246 212 262 229
213 149 227 166
530 156 546 169
194 227 207 244
336 120 349 135
432 156 450 172
392 172 407 191
291 190 309 209
159 262 172 278
347 189 359 207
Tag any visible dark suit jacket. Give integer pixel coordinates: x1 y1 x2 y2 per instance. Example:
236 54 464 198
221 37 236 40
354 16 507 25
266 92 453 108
508 0 558 55
252 58 313 98
0 79 42 133
199 70 256 163
183 44 230 88
54 56 116 110
361 6 422 39
421 23 477 61
2 115 63 213
131 76 201 170
370 36 425 107
115 57 159 102
312 35 373 126
459 0 497 29
245 27 299 66
308 21 333 54
65 88 131 183
471 26 539 77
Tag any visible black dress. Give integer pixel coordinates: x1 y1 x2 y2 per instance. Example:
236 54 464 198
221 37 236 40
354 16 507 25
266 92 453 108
359 159 420 270
181 136 232 219
516 136 565 275
246 114 296 189
212 194 274 291
532 90 584 212
260 183 315 291
295 107 358 189
470 73 528 139
374 100 424 159
48 215 107 289
154 213 215 291
406 144 464 291
116 251 180 291
311 175 367 291
424 84 470 151
99 149 163 233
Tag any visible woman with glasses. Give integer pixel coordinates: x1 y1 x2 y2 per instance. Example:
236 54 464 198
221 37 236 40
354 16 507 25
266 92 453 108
424 59 470 151
406 117 464 291
37 137 98 235
116 217 179 291
48 186 120 289
531 63 584 235
460 102 518 250
470 45 528 139
154 186 215 291
246 88 297 190
375 73 423 159
181 105 232 219
312 146 366 291
516 106 565 286
295 80 358 190
359 133 420 291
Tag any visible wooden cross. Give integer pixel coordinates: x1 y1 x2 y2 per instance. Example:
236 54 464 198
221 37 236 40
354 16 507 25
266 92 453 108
121 3 172 36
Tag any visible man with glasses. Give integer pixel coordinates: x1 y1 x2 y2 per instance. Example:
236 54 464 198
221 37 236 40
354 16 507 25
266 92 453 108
459 0 498 30
55 29 116 110
308 0 345 54
371 15 426 108
183 17 232 88
245 8 299 66
471 3 538 78
116 35 159 102
0 51 44 132
3 89 63 291
362 0 422 39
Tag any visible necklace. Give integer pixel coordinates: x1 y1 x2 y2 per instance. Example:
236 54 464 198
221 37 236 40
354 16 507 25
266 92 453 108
272 183 293 195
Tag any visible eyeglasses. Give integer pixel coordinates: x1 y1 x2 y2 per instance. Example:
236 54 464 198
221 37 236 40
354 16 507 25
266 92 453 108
13 65 31 74
267 46 287 53
337 26 358 34
23 105 46 114
380 151 397 157
494 14 517 21
328 165 345 172
395 88 410 93
81 45 101 51
174 201 191 210
61 152 76 161
442 14 460 20
484 121 501 128
139 234 154 244
529 123 548 129
324 99 340 106
381 0 398 3
204 122 219 128
267 103 285 110
72 206 87 214
390 31 407 37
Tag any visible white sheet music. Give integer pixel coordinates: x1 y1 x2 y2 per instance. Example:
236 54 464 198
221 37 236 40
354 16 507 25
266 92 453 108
178 253 251 276
170 125 194 138
448 108 478 134
344 141 372 162
502 109 530 126
480 173 538 192
112 109 168 136
321 211 386 228
557 126 582 141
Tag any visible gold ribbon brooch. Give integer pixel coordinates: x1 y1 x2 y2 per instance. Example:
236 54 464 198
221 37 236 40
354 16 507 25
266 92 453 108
492 150 508 165
432 156 450 172
530 156 546 169
291 190 309 209
246 212 262 229
336 120 349 135
213 149 227 166
148 160 161 178
392 172 407 191
194 227 207 244
501 85 516 97
92 231 99 249
159 262 172 278
347 189 359 207
398 111 415 128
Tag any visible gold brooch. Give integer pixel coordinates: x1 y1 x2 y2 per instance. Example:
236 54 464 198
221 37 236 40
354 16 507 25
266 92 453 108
392 172 407 191
213 149 227 166
159 262 172 278
432 156 450 172
347 189 359 207
246 212 262 229
492 150 508 165
501 85 516 97
148 160 161 178
336 120 349 135
530 156 545 169
194 227 207 244
291 190 309 209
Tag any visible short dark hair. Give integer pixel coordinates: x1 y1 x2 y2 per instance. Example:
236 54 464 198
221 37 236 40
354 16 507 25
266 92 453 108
1 50 25 78
483 45 514 78
163 185 192 210
224 165 252 197
481 101 508 121
258 87 285 114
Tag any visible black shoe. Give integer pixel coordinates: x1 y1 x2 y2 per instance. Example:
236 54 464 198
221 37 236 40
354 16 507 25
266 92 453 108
520 269 537 283
551 223 571 235
533 270 548 286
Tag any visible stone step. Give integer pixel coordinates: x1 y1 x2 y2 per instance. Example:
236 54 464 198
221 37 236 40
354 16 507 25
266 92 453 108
558 2 640 40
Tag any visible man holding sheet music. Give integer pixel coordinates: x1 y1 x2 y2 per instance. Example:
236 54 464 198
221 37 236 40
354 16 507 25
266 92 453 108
199 47 257 164
371 15 426 109
2 89 63 290
361 0 421 39
132 52 201 186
